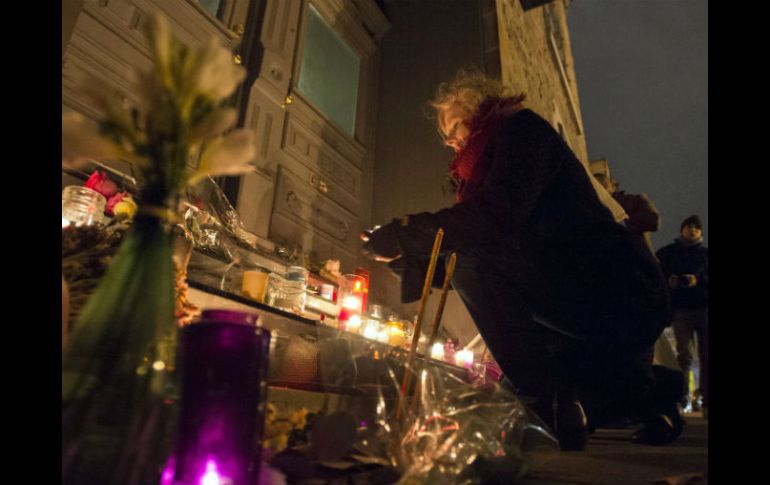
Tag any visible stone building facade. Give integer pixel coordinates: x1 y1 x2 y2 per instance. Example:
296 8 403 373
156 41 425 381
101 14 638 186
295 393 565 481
496 0 588 165
61 0 592 345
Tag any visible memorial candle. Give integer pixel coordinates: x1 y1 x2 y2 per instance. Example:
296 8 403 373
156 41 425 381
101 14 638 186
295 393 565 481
455 349 474 369
167 309 271 485
430 342 445 361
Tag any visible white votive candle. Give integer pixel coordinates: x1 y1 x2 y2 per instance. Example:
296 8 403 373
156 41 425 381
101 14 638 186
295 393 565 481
363 322 379 340
376 330 390 344
431 343 445 361
346 314 362 333
455 349 474 369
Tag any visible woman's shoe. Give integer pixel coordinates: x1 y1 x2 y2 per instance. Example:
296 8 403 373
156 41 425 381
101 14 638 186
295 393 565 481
554 396 588 451
630 405 685 446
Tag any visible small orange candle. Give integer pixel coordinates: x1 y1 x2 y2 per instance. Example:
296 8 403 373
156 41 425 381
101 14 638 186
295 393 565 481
387 321 406 347
242 270 269 302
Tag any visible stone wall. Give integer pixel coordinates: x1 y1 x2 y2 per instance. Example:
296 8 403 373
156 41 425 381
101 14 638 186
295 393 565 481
496 0 589 164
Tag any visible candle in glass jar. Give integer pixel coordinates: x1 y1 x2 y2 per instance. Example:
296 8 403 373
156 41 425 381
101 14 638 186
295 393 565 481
455 349 474 369
168 309 270 485
363 321 379 340
345 314 362 333
430 342 445 361
376 328 390 344
387 322 406 347
341 295 362 311
242 270 269 302
337 274 365 333
62 186 107 227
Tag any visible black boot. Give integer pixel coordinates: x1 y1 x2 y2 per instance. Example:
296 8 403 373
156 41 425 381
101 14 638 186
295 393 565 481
554 391 588 451
630 366 687 446
630 403 685 446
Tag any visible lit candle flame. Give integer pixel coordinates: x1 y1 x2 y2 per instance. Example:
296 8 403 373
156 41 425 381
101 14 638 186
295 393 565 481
431 343 445 360
363 324 379 340
455 349 474 368
346 314 362 331
201 460 221 485
342 295 362 311
200 460 232 485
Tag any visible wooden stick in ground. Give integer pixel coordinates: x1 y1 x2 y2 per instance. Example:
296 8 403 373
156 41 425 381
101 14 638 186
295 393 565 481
409 252 457 416
396 228 444 421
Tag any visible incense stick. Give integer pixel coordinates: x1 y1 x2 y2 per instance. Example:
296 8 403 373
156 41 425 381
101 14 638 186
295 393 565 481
409 252 457 415
396 228 444 421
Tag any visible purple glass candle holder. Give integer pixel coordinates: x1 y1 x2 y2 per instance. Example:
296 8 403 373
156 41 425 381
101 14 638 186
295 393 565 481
166 309 270 485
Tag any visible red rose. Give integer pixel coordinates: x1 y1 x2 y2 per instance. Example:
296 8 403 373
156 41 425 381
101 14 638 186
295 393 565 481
85 171 118 198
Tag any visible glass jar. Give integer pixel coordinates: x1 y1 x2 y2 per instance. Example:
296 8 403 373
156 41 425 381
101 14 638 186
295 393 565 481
62 185 107 227
164 309 271 485
337 274 365 333
242 270 270 303
368 304 384 320
386 319 406 347
265 273 306 314
285 265 309 283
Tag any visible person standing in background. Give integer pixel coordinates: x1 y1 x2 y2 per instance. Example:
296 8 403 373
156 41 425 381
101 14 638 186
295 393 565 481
656 215 708 417
591 165 680 372
591 167 660 255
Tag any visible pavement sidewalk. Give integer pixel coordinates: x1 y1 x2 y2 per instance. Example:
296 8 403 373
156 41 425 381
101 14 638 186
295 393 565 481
520 412 708 485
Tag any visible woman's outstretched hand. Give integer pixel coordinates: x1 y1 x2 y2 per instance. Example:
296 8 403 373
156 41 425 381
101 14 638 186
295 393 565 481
361 223 401 262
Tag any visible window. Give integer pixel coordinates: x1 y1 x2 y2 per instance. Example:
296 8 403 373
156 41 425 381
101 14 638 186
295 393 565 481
197 0 224 19
296 4 361 137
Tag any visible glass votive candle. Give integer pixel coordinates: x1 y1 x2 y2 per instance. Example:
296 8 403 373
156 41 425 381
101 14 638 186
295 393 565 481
344 314 363 334
265 273 306 314
285 265 309 283
376 325 390 344
387 320 406 347
168 309 271 485
242 270 270 302
455 349 475 369
62 185 106 227
337 274 365 332
430 342 445 361
362 320 379 340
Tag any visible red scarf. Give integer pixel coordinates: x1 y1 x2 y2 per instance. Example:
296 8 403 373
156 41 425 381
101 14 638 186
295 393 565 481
448 97 522 202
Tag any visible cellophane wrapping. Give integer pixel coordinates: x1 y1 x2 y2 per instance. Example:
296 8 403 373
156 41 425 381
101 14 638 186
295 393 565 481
365 358 557 484
268 320 558 484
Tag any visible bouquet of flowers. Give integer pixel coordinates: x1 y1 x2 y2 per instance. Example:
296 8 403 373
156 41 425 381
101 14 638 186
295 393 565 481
61 12 255 484
83 170 138 219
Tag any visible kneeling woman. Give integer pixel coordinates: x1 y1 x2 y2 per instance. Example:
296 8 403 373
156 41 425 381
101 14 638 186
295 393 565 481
362 70 684 449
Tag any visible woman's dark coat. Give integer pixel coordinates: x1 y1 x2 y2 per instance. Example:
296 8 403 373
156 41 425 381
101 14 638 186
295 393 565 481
372 109 669 346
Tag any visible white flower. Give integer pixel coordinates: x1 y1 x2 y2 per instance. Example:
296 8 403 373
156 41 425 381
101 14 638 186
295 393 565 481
188 129 256 185
190 107 238 141
62 11 251 192
77 76 145 147
187 37 246 102
146 12 173 90
62 112 124 167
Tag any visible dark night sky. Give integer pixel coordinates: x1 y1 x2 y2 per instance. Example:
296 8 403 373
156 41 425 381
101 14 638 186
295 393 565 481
567 0 708 248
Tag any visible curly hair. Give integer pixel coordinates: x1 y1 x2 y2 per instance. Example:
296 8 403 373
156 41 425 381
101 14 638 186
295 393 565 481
429 68 525 137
